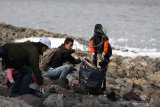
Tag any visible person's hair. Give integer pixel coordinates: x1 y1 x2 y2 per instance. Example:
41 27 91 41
94 24 104 35
38 42 48 49
64 38 74 44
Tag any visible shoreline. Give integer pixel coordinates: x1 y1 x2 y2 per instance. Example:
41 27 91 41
0 22 89 46
0 23 160 106
1 22 160 58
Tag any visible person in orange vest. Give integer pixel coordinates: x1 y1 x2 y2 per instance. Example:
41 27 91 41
90 24 112 68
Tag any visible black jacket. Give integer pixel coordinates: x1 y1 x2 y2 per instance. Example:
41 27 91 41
1 41 43 85
49 44 81 68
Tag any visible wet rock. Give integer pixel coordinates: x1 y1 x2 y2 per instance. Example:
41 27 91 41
64 97 80 107
116 69 126 78
0 96 31 107
123 92 141 101
43 94 64 107
0 84 9 96
97 95 108 104
106 77 117 85
44 84 55 93
43 77 54 85
17 94 45 107
132 83 143 91
139 92 150 101
121 58 133 71
107 62 119 73
67 74 79 87
104 90 118 102
81 95 100 107
150 99 160 107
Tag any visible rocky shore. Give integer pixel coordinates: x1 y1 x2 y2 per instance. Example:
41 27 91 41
0 23 160 107
0 22 88 45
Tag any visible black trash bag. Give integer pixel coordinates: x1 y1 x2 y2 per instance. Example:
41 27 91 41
79 61 106 94
29 88 43 97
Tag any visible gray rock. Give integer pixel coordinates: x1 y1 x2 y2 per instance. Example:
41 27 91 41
17 94 45 107
64 97 80 107
0 96 31 107
43 94 64 107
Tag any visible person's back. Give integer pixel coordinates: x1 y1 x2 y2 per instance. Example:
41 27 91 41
90 33 109 55
2 41 39 68
49 44 76 69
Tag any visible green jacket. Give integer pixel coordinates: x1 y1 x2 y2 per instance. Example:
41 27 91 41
2 41 43 85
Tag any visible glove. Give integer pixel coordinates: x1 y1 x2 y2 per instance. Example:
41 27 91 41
91 53 95 61
79 56 85 62
9 80 15 84
102 52 105 59
77 58 82 63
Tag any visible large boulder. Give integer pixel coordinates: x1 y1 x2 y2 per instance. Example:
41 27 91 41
43 94 64 107
0 96 31 107
17 94 45 107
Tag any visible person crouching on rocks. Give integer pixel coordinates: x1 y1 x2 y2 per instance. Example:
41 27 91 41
45 38 81 89
0 37 51 97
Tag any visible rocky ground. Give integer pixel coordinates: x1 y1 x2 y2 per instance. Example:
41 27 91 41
0 23 160 107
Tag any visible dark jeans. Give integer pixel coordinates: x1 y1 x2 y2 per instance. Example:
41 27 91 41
10 65 32 96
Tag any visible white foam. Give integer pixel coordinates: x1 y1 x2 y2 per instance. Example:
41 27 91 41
117 38 128 42
113 50 160 58
14 37 89 51
14 37 160 58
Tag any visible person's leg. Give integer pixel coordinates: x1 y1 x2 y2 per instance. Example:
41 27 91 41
59 65 72 80
101 78 106 91
17 65 32 95
47 65 72 80
101 67 107 91
47 65 72 88
92 54 97 67
9 73 22 96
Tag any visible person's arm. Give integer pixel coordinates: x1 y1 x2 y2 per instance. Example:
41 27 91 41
63 50 81 64
89 39 95 54
28 50 43 85
65 54 81 64
103 40 109 54
6 68 14 82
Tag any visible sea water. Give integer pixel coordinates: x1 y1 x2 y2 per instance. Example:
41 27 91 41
0 0 160 53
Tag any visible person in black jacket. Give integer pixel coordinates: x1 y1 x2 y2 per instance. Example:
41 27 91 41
46 38 81 88
0 37 51 96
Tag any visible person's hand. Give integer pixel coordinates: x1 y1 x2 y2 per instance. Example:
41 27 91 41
76 48 82 52
102 52 105 59
91 53 95 61
39 85 45 94
9 80 15 84
9 80 15 90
